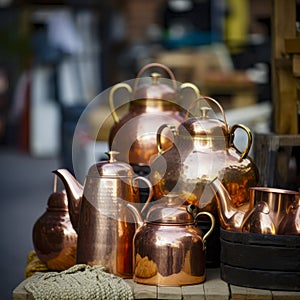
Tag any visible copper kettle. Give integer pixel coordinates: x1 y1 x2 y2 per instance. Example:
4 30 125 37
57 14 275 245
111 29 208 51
128 193 215 286
108 62 200 173
53 151 153 278
150 96 259 214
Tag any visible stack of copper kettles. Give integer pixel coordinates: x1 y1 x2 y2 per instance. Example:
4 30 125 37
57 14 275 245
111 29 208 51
33 63 300 290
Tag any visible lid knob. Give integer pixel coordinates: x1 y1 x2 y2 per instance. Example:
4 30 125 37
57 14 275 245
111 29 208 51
200 106 212 119
105 150 119 163
151 72 162 85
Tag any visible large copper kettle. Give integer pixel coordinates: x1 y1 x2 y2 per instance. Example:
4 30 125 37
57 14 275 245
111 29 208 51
108 63 200 173
150 96 259 215
127 193 215 286
53 151 153 278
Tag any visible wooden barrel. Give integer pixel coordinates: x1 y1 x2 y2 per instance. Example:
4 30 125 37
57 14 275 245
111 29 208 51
220 228 300 291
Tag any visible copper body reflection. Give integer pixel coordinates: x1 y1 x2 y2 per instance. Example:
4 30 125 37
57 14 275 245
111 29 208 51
32 190 77 270
108 63 200 168
131 194 215 286
54 151 153 278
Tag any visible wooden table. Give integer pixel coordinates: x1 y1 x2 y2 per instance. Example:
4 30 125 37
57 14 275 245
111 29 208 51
13 268 300 300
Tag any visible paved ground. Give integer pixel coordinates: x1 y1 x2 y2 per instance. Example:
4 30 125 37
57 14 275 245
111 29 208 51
0 147 60 299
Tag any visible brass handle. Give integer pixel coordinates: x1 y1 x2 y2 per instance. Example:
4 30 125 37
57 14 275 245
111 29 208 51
194 211 215 250
109 83 132 123
132 176 154 214
184 96 229 130
133 63 177 92
180 82 201 99
156 124 176 154
229 124 252 160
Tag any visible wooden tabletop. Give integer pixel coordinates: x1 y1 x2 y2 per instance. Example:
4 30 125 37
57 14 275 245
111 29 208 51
13 268 300 300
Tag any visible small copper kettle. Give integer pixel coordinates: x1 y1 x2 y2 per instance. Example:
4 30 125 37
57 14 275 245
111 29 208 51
53 151 153 278
129 193 215 286
150 96 259 213
108 62 200 173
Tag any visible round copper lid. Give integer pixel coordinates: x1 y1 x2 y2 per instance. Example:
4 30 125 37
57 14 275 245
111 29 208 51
87 151 135 178
134 73 178 102
179 107 228 139
145 194 194 224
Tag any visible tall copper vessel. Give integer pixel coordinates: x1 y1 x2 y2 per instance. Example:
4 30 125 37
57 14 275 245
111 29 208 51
108 63 200 173
54 151 153 278
150 96 259 214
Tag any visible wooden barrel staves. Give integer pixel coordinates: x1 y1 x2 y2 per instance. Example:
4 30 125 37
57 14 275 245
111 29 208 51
220 228 300 291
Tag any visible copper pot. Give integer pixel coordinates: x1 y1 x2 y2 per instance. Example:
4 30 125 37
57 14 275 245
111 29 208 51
130 193 215 286
150 96 259 214
108 63 200 173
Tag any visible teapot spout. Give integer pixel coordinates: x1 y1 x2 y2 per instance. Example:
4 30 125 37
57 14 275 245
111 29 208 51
53 169 83 233
209 178 248 231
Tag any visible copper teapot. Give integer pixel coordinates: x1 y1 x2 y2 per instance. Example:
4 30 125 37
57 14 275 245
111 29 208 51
128 193 215 286
150 96 259 214
53 151 153 278
108 62 200 173
208 178 300 234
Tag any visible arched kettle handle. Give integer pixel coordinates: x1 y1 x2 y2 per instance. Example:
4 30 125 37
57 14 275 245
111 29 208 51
180 82 201 99
194 211 215 250
133 62 177 92
132 176 153 215
229 124 252 160
157 124 177 155
184 96 228 129
109 83 133 123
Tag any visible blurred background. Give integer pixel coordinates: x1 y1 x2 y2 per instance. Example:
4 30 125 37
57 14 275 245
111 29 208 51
0 0 299 299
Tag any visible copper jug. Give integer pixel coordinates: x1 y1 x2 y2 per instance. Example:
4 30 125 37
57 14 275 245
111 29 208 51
108 62 200 173
128 193 215 286
53 151 153 278
243 187 300 234
150 96 259 214
208 178 300 234
32 177 77 270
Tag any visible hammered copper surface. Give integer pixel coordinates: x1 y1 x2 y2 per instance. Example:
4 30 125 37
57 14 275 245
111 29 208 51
150 96 259 214
54 151 153 278
32 191 77 270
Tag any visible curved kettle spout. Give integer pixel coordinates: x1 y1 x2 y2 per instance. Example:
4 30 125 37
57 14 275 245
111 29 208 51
209 177 249 231
53 169 83 233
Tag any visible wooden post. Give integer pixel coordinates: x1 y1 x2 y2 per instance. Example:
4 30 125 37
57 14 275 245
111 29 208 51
272 0 298 134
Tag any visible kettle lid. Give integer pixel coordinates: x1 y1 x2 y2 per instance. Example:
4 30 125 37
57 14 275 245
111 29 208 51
179 107 228 139
145 193 194 224
87 151 135 178
134 72 178 101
